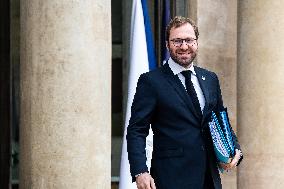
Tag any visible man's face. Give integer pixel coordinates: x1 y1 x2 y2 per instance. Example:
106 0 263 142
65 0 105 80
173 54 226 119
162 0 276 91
166 23 198 68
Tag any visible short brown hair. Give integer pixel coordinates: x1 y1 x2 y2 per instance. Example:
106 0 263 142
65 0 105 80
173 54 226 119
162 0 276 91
165 16 199 42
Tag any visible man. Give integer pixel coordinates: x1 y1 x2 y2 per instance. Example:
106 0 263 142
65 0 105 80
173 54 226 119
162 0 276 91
126 16 242 189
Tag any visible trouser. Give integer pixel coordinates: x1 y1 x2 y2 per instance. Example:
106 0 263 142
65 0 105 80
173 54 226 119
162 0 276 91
203 159 215 189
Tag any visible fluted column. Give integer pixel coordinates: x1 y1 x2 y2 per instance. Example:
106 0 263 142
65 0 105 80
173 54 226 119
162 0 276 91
194 0 238 188
20 0 111 188
238 1 284 188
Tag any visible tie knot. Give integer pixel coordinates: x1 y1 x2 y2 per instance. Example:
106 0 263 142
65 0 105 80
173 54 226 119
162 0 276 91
181 70 192 79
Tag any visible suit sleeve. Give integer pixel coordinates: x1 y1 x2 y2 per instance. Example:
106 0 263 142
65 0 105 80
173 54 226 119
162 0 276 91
214 73 243 165
126 73 157 181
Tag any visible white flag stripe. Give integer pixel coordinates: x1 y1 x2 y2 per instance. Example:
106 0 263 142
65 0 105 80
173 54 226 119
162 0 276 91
118 0 153 188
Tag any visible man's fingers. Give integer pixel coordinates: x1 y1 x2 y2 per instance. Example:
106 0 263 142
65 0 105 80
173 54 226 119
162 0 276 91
135 173 155 189
137 182 151 189
227 150 242 169
145 183 151 189
232 150 242 166
231 158 238 167
219 150 242 172
144 177 152 189
150 178 156 189
219 162 229 171
230 157 238 167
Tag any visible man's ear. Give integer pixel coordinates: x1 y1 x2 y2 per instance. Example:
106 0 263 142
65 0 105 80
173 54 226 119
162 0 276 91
166 41 169 50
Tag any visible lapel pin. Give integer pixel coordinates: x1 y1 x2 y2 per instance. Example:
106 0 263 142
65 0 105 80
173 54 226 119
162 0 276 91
202 76 205 80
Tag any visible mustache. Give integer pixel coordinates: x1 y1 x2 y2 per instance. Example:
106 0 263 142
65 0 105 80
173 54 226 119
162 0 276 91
176 49 194 53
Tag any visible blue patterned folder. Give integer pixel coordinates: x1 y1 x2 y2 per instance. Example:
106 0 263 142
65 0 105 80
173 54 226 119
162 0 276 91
208 108 235 164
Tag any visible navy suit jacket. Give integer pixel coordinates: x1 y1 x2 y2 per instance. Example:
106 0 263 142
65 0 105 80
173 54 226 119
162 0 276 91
126 63 241 189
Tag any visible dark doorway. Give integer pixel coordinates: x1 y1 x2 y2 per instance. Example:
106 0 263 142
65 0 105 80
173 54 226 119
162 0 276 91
0 0 11 188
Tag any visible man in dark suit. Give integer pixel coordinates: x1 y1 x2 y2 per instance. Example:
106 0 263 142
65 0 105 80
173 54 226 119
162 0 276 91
126 16 242 189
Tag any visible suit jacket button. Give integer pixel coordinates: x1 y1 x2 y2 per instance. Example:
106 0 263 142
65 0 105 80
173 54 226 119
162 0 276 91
201 145 205 151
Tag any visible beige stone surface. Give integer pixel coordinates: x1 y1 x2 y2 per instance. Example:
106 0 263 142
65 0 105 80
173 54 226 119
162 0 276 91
187 0 197 22
20 0 111 188
195 1 238 188
238 1 284 188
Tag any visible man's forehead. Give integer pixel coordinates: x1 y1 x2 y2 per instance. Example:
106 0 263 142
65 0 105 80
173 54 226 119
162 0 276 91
170 23 195 37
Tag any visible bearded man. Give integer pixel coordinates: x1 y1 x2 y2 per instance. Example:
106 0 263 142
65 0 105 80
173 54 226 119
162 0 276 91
126 16 242 189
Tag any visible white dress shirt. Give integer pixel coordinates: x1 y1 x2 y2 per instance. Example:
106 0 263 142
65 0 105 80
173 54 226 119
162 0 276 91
168 58 205 113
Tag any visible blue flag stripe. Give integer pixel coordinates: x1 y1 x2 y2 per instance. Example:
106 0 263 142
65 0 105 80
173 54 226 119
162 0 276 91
141 0 157 70
161 0 171 63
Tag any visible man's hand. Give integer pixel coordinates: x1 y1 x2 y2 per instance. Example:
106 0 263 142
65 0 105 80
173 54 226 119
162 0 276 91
219 149 242 171
136 172 156 189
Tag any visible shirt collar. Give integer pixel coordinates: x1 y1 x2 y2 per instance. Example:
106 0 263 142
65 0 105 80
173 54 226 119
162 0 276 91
168 57 196 75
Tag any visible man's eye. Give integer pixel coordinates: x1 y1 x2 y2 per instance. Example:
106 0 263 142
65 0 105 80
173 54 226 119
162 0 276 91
175 40 182 43
185 39 193 43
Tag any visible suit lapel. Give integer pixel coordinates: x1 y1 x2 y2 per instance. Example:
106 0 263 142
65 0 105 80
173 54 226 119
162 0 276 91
195 67 210 112
161 64 218 128
195 67 215 127
161 63 201 120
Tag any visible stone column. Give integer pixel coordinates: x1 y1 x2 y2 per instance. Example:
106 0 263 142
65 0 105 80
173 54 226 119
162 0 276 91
238 1 284 188
192 1 238 188
20 1 111 188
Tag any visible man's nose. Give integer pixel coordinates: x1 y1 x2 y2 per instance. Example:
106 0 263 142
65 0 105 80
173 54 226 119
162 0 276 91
180 41 189 50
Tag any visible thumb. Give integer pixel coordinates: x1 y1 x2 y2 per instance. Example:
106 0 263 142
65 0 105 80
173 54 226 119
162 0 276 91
150 178 156 189
231 150 242 167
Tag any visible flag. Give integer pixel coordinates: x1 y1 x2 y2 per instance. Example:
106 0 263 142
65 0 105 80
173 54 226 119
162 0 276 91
161 0 171 64
119 0 157 188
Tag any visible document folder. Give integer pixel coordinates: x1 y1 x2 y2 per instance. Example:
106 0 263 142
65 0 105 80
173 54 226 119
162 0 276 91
208 108 236 164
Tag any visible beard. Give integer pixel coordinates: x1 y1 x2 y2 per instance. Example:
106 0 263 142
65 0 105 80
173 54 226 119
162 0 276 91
168 48 197 68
